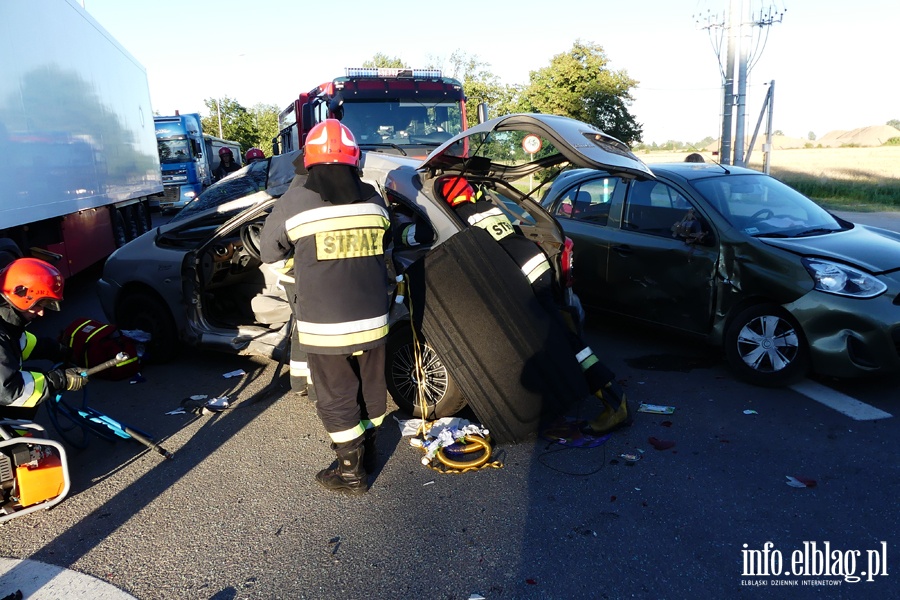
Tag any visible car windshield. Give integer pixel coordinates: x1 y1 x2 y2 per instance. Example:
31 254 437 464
158 139 191 164
341 100 463 150
690 174 844 237
170 161 269 222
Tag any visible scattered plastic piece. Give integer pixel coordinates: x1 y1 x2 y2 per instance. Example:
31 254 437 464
620 453 641 463
222 369 246 378
204 396 229 412
648 436 676 450
129 373 146 385
542 417 611 448
525 579 537 585
743 409 759 415
120 329 152 343
638 403 676 415
423 481 435 486
165 409 186 415
469 595 486 600
785 475 817 488
660 420 673 427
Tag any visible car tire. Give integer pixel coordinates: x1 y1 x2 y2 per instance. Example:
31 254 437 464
385 324 466 418
724 303 809 387
116 291 180 364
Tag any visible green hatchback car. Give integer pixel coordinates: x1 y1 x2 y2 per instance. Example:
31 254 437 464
540 162 900 387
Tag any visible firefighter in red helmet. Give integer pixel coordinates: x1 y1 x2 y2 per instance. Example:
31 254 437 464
213 147 241 181
245 147 266 163
440 176 631 435
0 258 86 419
259 119 391 495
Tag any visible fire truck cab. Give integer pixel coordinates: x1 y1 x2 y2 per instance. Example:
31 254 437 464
273 68 467 160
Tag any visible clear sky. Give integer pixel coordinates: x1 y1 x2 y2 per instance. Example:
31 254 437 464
81 0 899 145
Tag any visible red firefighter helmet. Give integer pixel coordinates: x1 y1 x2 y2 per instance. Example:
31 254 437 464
245 147 265 162
303 119 360 168
218 147 233 157
0 257 64 312
441 176 476 207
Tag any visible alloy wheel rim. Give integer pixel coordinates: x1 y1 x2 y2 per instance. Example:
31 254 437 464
736 314 800 373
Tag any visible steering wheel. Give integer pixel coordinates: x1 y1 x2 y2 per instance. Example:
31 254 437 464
240 222 264 261
748 208 775 221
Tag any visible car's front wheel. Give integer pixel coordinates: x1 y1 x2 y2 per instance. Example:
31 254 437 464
116 291 180 364
386 324 466 418
725 303 809 387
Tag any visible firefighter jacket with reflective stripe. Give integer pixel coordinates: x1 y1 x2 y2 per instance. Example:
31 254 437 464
259 183 392 355
0 302 60 408
453 200 556 298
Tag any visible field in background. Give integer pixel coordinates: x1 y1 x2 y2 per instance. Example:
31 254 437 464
638 146 900 210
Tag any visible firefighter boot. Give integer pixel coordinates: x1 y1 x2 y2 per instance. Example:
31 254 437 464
584 385 633 435
363 428 378 474
316 442 369 496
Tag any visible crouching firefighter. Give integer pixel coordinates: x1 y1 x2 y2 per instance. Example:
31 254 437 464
260 119 391 495
0 258 87 420
440 176 630 434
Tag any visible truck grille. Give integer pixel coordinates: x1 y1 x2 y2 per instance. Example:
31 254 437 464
161 186 180 205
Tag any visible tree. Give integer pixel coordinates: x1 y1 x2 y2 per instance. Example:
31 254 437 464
362 53 406 68
888 119 900 130
200 98 281 157
517 41 643 145
808 131 816 141
446 51 519 128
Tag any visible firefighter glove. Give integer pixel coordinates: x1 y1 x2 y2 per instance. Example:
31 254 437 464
47 367 88 392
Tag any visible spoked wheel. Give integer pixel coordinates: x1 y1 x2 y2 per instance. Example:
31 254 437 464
385 324 466 419
725 303 809 387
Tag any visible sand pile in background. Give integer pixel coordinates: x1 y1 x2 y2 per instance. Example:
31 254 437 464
702 125 900 152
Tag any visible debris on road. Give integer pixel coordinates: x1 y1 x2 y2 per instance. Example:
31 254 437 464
638 403 676 414
648 436 676 450
785 475 817 488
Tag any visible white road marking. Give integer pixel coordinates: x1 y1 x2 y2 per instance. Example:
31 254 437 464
0 557 137 598
790 381 894 421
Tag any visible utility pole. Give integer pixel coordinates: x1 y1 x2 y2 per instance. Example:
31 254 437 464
696 1 784 166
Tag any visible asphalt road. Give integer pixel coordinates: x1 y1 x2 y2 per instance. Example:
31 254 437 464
1 211 897 599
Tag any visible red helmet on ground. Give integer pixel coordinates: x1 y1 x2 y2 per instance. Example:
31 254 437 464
246 147 265 162
441 176 476 207
0 257 64 312
303 119 360 168
218 147 233 157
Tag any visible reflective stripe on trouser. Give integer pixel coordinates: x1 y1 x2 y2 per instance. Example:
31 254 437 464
520 253 551 284
574 342 615 394
290 326 309 392
308 345 387 444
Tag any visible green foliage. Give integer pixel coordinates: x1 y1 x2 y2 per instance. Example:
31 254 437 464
362 54 406 68
201 97 279 156
446 51 519 128
517 40 643 145
808 131 816 141
884 137 900 146
887 119 900 130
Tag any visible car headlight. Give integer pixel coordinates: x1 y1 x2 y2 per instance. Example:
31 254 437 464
802 258 887 298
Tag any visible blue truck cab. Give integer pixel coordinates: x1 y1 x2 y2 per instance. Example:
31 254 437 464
154 114 243 212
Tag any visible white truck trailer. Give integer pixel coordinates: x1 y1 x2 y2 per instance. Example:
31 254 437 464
0 0 163 278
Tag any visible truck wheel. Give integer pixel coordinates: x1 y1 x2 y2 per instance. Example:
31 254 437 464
116 291 180 364
386 324 466 418
724 303 809 387
135 203 150 235
112 210 128 247
124 205 140 241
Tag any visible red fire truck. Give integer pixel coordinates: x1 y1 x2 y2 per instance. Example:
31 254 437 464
272 68 469 160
